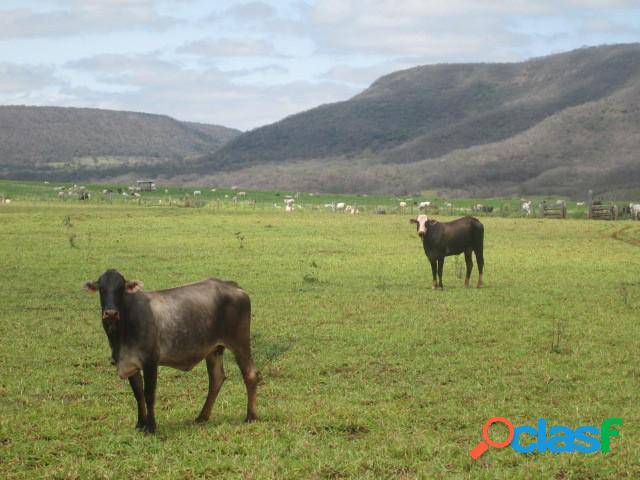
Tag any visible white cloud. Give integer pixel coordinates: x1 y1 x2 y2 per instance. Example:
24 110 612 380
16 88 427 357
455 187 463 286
177 38 274 57
62 53 356 129
0 63 64 93
0 1 178 39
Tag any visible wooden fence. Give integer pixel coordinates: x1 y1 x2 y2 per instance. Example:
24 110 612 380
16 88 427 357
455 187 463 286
589 203 618 220
539 201 567 219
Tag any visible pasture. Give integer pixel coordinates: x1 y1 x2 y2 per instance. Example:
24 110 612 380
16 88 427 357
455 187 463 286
1 186 639 479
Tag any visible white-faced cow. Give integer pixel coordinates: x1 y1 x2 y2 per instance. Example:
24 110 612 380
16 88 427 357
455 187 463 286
410 215 484 289
82 269 258 433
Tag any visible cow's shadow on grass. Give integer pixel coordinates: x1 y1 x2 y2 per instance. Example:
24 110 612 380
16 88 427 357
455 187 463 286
250 332 293 368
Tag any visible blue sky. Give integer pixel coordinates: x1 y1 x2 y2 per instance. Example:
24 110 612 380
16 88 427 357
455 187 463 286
0 0 639 130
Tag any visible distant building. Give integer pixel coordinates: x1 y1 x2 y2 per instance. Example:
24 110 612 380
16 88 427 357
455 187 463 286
136 180 156 192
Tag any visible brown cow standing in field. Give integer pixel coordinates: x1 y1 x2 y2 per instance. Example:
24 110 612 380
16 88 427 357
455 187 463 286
410 215 485 289
82 269 258 433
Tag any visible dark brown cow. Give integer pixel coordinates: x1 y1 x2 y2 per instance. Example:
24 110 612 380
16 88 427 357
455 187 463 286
410 215 484 289
83 269 258 433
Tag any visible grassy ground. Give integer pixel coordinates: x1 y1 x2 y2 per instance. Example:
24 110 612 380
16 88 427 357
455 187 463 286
1 189 639 479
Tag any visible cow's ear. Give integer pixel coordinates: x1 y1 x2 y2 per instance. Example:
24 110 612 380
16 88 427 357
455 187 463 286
82 281 98 293
125 280 144 294
409 218 418 224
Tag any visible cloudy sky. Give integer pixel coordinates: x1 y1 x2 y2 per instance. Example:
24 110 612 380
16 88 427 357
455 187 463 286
1 1 639 130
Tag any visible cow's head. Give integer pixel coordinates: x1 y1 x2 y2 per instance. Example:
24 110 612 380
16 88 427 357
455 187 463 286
409 214 430 237
82 269 143 322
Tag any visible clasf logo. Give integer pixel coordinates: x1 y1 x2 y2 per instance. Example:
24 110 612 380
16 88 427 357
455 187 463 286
469 417 622 459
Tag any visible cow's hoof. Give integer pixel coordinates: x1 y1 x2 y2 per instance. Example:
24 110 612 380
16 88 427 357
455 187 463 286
194 415 209 424
245 415 257 423
144 423 156 434
135 422 146 431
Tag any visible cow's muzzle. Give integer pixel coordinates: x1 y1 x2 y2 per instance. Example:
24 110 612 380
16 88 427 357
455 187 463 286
102 309 120 321
418 230 425 237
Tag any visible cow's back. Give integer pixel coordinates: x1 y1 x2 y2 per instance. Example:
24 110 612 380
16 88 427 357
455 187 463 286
147 278 250 370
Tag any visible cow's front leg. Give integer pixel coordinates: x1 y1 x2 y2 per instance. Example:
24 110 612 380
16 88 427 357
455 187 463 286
128 371 147 430
428 258 438 289
437 256 445 289
142 363 158 434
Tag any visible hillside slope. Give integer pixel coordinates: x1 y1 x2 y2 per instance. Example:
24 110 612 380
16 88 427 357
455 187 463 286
201 44 640 197
0 106 240 180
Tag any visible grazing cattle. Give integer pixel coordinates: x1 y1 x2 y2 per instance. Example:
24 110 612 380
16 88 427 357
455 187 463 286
418 201 431 211
238 191 246 197
521 201 532 216
473 204 493 213
82 269 258 433
576 202 585 206
410 215 484 289
79 192 90 200
132 192 141 198
630 203 640 220
335 202 346 211
193 190 201 196
399 201 407 210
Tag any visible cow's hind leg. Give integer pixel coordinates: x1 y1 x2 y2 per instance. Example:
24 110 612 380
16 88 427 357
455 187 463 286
464 249 473 287
128 371 147 430
196 345 226 423
232 346 258 423
475 246 484 288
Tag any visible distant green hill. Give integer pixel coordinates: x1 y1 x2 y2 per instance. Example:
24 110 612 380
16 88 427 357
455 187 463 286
0 106 240 181
201 44 640 198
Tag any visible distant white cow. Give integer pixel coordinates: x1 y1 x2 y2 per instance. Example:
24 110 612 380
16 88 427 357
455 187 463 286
522 200 532 216
418 201 431 211
335 202 346 211
576 202 585 206
399 201 407 210
630 203 640 220
345 205 354 214
238 191 246 197
132 192 141 198
193 190 201 196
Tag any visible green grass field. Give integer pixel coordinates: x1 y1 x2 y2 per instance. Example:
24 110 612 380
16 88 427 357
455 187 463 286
1 181 639 479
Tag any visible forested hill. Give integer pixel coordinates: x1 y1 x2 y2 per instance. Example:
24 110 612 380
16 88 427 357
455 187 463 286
0 106 240 180
200 43 640 198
